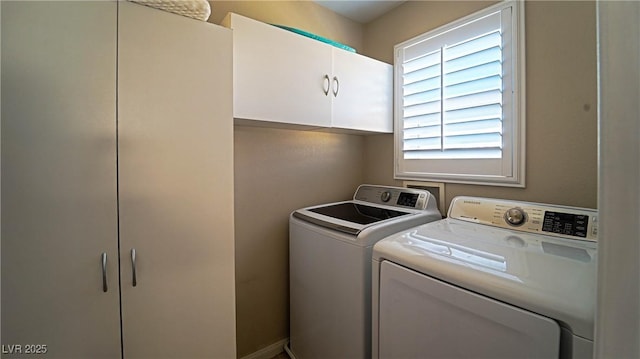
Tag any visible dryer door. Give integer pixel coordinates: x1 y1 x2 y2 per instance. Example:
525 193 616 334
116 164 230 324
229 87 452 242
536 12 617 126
377 261 560 359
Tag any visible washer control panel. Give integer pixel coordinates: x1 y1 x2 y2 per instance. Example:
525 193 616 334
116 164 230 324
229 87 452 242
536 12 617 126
448 196 598 241
354 185 434 210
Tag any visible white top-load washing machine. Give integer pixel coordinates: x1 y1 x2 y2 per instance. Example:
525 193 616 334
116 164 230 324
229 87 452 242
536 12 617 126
288 185 442 359
372 196 598 359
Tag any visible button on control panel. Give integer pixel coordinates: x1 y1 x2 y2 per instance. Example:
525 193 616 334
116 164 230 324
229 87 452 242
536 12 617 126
448 196 598 241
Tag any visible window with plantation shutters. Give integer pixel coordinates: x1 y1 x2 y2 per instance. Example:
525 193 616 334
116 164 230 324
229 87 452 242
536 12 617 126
394 1 525 187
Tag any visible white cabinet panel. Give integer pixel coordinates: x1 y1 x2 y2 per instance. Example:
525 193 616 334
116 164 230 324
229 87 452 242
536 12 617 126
118 3 236 358
332 50 393 133
1 2 121 357
225 13 332 128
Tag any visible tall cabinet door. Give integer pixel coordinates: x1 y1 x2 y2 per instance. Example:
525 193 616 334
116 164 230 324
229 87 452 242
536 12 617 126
1 2 122 358
117 2 236 358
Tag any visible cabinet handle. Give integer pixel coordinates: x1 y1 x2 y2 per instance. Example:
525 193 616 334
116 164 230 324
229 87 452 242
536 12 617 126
101 252 108 293
332 76 340 97
131 248 137 287
323 74 330 96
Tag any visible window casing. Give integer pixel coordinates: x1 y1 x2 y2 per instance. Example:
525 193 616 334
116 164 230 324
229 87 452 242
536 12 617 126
394 1 525 187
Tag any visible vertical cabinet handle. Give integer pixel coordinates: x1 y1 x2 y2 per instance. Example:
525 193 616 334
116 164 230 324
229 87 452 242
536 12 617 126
323 74 330 96
332 76 340 97
101 252 108 292
131 248 137 287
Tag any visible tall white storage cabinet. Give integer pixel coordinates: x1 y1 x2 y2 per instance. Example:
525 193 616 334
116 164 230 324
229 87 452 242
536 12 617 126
1 2 236 358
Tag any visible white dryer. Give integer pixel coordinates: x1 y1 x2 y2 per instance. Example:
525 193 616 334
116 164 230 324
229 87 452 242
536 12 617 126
372 196 598 359
288 185 442 359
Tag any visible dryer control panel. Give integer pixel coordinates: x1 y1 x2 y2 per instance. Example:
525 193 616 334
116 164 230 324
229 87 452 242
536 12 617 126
354 185 436 211
448 196 598 241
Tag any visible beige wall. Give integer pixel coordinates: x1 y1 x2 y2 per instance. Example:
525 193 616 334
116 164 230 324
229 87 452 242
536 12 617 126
362 1 496 64
362 1 598 213
208 1 597 357
233 127 363 357
208 3 366 357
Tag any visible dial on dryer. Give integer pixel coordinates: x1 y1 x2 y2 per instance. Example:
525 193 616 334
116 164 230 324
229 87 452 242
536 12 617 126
505 208 526 226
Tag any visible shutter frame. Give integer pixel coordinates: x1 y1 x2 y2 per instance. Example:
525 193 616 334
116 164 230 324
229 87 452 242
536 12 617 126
394 0 525 187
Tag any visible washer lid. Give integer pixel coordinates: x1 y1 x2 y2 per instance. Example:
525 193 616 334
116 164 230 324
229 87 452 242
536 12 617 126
373 218 598 340
293 201 414 235
308 202 410 224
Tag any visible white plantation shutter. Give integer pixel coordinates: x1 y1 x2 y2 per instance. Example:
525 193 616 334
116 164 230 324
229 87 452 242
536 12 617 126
395 1 525 186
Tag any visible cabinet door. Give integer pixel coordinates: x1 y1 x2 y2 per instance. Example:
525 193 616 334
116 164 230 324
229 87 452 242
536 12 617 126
331 49 393 133
226 13 332 128
117 3 236 358
1 2 121 357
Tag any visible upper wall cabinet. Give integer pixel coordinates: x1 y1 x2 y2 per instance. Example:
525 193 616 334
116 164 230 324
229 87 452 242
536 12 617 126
222 13 393 134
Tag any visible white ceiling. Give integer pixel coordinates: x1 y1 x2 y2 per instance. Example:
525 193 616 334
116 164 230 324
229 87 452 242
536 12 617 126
313 1 405 23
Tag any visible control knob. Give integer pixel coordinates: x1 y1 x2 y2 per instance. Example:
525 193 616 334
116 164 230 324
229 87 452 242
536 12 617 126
505 208 526 226
381 191 391 202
